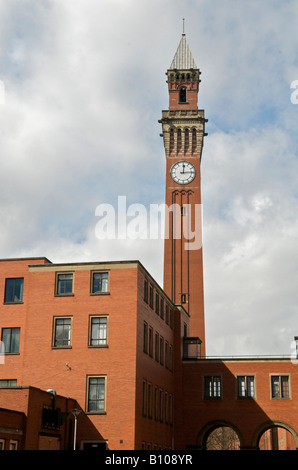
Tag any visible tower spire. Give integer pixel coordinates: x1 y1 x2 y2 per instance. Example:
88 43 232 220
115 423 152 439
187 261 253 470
169 31 197 70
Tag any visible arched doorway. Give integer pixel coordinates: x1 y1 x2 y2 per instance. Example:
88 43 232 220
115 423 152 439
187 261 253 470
197 421 243 450
254 422 298 450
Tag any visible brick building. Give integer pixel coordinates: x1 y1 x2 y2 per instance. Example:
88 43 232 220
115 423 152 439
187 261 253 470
0 33 297 451
0 257 189 450
0 386 77 450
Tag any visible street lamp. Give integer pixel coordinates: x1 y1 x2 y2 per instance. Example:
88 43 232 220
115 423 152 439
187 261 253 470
70 408 81 450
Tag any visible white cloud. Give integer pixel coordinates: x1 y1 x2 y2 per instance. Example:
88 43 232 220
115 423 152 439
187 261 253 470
202 125 298 356
0 0 297 357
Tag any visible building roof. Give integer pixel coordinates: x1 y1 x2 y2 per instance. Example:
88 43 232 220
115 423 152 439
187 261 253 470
169 34 197 70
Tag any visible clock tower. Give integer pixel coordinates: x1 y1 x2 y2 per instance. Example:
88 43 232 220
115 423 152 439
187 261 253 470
160 32 207 355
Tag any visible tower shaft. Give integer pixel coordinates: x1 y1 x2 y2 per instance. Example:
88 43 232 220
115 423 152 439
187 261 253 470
160 34 207 354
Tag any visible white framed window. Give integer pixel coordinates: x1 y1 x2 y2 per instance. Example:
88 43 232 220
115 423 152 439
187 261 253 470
86 376 106 413
1 328 20 354
204 375 222 399
9 440 18 450
91 272 109 294
52 317 72 348
89 316 108 347
237 375 255 399
56 273 74 295
271 375 290 399
4 278 24 303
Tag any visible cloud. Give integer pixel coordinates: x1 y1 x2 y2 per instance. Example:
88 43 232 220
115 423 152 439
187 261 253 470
202 127 298 356
0 0 297 356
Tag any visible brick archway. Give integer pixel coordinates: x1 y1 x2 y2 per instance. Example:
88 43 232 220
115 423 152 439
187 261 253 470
252 421 298 450
196 420 244 450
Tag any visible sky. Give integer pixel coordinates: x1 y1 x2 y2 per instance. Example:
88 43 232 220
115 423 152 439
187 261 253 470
0 0 297 357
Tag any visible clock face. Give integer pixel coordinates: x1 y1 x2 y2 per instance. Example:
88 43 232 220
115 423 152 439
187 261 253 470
170 161 196 185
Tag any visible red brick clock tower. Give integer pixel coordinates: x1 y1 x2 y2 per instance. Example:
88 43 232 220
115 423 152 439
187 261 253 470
160 33 207 355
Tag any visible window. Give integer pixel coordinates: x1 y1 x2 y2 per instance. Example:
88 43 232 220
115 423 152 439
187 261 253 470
154 386 158 421
169 128 175 155
144 279 148 303
155 293 159 315
1 328 20 354
154 332 159 362
165 392 168 424
169 394 173 425
86 376 106 413
177 129 182 153
237 376 255 399
165 341 169 369
169 345 173 371
184 128 189 153
169 309 173 329
148 383 152 418
165 305 169 324
91 272 109 294
204 375 222 399
53 317 72 348
159 389 163 422
9 440 18 450
89 316 108 347
56 273 73 295
143 322 148 354
271 375 290 399
160 336 164 365
4 278 23 303
148 327 153 357
149 285 154 309
160 298 164 320
0 439 5 450
142 380 147 416
0 379 17 388
192 129 197 154
179 86 187 103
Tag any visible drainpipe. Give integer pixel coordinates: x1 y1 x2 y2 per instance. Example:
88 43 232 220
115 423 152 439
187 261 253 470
47 389 56 410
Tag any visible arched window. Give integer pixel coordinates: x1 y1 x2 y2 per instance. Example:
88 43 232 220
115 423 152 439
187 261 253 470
179 87 187 103
192 129 197 154
177 128 182 154
169 128 175 155
184 128 189 153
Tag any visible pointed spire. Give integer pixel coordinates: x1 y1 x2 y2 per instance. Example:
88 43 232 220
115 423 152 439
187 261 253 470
169 25 197 70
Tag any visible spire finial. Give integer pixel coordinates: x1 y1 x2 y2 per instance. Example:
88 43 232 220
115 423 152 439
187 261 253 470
182 18 185 35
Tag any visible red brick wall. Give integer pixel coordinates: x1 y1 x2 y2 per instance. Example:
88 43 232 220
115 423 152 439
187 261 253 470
0 387 77 449
2 259 297 451
135 268 177 450
168 81 198 110
0 406 24 450
178 359 298 449
0 259 181 450
25 263 139 449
